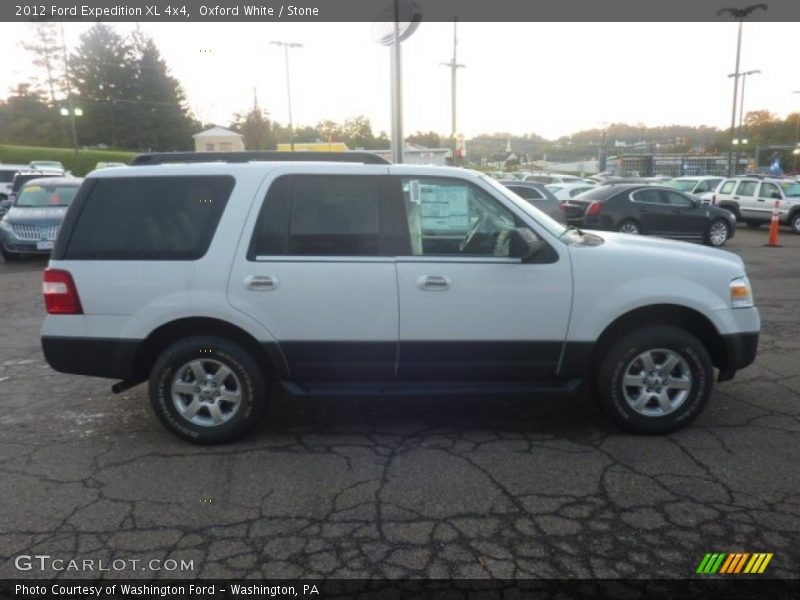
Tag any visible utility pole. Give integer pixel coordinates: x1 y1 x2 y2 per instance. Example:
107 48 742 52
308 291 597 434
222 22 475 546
271 41 303 151
440 21 465 164
728 69 760 172
718 4 767 176
60 24 78 157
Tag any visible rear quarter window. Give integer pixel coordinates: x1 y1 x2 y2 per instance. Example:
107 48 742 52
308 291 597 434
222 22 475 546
62 175 234 260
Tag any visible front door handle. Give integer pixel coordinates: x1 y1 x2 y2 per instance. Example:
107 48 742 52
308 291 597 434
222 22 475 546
245 275 277 291
417 275 451 291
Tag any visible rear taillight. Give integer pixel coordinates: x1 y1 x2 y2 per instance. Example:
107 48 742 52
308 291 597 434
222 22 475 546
585 201 601 217
43 268 83 314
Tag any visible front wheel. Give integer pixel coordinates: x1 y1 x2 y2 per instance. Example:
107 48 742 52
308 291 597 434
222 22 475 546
790 212 800 235
618 220 640 235
705 219 730 247
149 336 268 444
595 326 714 434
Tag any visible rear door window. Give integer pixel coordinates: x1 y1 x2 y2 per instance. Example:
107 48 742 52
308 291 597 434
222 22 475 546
248 175 399 258
63 176 234 260
735 181 757 197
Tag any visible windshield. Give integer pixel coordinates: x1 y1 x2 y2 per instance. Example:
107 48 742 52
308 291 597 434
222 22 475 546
16 184 78 207
666 179 698 191
480 175 567 238
779 182 800 197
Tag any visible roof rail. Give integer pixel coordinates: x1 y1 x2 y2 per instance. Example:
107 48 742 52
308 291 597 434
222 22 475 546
130 151 390 166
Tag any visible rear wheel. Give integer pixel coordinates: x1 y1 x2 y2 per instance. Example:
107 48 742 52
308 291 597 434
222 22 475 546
595 326 714 434
149 336 267 444
618 220 640 235
705 219 730 247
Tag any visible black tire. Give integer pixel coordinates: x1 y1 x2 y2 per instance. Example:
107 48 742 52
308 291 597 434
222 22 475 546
617 219 640 235
705 218 730 247
789 211 800 235
149 336 267 444
595 326 714 434
744 220 761 229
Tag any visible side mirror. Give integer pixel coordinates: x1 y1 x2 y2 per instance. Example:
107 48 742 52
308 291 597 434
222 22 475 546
509 227 545 260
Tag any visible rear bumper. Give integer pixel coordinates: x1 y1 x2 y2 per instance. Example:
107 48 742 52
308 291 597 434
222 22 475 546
718 332 759 382
42 336 141 380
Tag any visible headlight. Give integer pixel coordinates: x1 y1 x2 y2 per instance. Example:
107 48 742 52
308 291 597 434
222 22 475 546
0 219 12 231
730 276 753 308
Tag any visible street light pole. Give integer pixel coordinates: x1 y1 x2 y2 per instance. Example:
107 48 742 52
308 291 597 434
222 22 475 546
718 4 767 176
793 90 800 173
271 41 303 151
440 21 465 165
728 69 760 172
60 24 79 157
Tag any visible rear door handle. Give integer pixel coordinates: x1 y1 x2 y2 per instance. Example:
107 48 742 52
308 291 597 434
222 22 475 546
244 275 277 291
417 275 451 291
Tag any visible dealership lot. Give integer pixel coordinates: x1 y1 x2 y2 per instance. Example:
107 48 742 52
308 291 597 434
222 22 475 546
0 227 798 579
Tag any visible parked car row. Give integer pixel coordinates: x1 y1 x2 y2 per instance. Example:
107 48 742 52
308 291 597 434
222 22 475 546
697 176 800 234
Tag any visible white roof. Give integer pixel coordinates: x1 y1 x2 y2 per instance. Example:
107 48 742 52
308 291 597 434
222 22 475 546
192 126 243 138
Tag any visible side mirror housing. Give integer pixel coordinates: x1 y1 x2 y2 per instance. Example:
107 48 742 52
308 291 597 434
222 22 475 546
509 227 545 260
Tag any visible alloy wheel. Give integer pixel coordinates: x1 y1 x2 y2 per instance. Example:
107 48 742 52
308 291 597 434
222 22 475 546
709 221 729 246
621 349 692 417
171 359 242 427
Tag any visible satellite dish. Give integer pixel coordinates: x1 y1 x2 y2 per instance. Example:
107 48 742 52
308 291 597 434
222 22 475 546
371 0 422 46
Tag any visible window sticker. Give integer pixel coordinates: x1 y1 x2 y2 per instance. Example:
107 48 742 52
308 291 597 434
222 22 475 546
409 179 421 204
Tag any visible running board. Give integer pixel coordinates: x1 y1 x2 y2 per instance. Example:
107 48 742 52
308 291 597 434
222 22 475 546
280 379 583 397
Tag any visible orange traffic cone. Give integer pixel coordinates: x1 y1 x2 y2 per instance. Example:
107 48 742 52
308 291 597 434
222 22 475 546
765 199 782 247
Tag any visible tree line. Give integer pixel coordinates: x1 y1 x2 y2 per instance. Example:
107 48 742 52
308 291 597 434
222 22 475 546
2 23 797 165
0 23 438 154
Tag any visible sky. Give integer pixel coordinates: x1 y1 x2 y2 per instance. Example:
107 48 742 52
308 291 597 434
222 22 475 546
0 21 798 141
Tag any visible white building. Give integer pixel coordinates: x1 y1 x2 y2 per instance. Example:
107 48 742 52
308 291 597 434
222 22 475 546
193 127 245 152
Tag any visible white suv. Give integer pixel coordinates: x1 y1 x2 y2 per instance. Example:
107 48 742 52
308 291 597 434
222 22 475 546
41 153 760 443
708 176 800 233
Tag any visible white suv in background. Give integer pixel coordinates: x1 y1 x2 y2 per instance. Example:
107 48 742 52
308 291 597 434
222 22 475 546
708 176 800 233
41 152 760 443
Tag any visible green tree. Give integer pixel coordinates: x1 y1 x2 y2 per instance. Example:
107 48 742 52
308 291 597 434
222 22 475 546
342 115 376 149
129 29 197 150
70 24 137 148
406 131 442 148
231 108 275 150
0 84 68 146
20 23 63 104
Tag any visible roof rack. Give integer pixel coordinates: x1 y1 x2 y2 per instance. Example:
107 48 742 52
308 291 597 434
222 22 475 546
130 151 390 166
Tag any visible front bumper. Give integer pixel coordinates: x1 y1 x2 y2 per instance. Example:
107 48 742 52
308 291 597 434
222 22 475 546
718 332 759 382
0 229 55 254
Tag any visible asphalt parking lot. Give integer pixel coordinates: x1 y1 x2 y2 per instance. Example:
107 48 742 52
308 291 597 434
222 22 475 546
0 227 798 580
